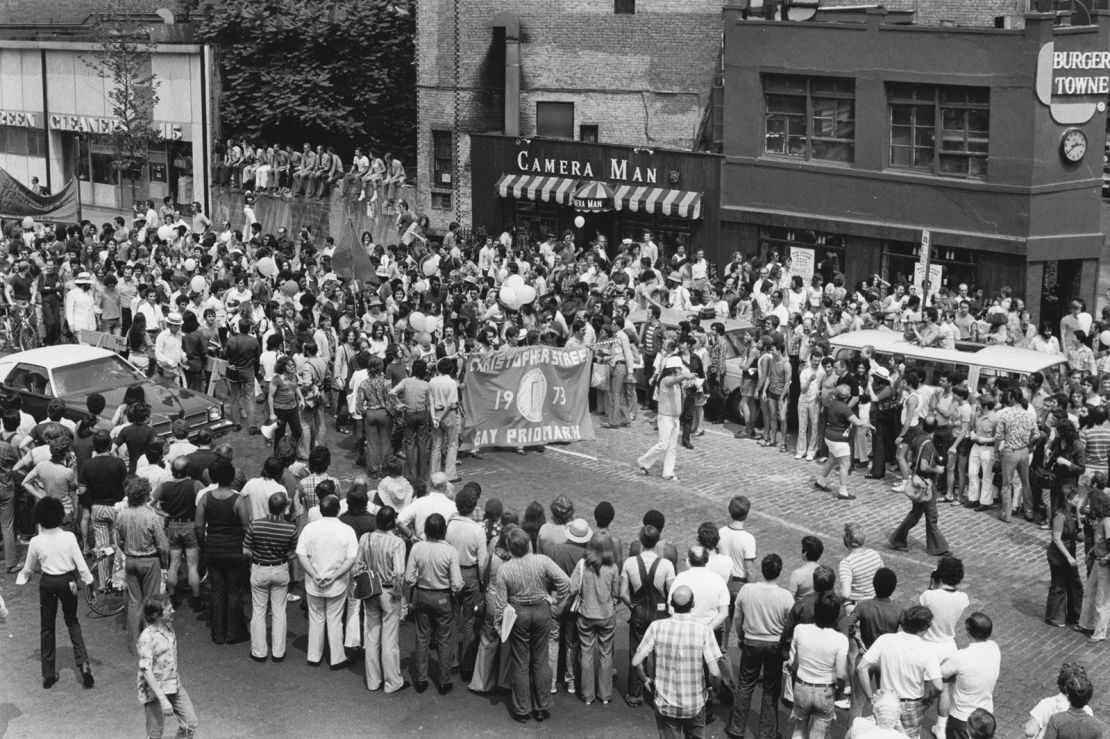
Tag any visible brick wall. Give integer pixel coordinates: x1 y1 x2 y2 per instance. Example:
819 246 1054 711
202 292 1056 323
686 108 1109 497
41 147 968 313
0 0 182 25
417 0 722 232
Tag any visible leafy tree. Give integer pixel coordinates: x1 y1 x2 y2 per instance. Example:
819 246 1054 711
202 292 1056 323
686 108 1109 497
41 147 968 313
83 1 163 203
189 0 416 162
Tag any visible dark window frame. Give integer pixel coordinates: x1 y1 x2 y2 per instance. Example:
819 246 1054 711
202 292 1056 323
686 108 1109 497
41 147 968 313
615 0 635 13
888 83 989 179
431 130 453 189
579 124 599 143
763 74 856 164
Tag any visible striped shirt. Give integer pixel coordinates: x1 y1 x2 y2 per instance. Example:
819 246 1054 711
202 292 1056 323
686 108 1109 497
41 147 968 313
243 516 298 565
116 504 169 558
1082 424 1110 470
838 547 884 601
358 530 407 582
494 553 570 616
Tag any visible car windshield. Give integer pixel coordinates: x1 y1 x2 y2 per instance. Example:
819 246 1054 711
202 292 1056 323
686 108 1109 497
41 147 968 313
52 356 145 396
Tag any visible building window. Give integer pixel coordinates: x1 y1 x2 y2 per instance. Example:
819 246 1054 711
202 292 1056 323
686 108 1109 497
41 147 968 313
579 125 599 143
536 102 574 139
431 130 453 188
0 126 44 157
615 0 635 13
763 75 855 163
889 83 989 178
431 191 452 211
882 240 978 293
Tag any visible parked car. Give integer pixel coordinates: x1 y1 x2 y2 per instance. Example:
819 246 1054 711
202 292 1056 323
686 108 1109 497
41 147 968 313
0 345 232 438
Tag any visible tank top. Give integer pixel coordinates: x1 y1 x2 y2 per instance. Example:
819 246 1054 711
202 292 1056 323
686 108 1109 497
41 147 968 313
272 374 297 411
203 492 243 558
768 356 789 395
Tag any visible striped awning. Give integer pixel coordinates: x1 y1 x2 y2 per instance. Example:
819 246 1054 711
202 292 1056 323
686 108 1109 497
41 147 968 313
571 180 615 212
495 174 577 204
612 185 704 220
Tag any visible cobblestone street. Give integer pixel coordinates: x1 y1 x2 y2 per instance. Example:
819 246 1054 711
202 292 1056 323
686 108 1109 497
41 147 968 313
1 409 1100 737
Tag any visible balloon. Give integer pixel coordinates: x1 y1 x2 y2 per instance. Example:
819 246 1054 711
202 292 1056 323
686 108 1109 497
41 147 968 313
20 216 33 230
1101 330 1110 346
499 284 520 310
413 279 429 294
574 216 585 228
256 257 277 277
422 256 440 277
516 284 537 305
504 274 525 291
183 258 197 272
157 225 175 242
281 280 299 297
189 275 206 294
409 311 427 333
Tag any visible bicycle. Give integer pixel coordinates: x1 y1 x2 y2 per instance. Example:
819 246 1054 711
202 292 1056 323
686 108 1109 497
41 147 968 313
84 545 127 617
0 302 40 352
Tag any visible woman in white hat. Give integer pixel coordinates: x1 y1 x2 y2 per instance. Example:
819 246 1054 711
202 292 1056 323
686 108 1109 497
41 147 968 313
65 272 98 335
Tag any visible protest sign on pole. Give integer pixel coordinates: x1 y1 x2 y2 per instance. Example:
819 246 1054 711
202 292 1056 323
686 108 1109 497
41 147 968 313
462 345 594 450
913 263 943 301
789 247 814 281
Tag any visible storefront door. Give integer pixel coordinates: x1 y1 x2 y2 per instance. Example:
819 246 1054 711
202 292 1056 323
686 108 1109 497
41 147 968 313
1040 259 1082 329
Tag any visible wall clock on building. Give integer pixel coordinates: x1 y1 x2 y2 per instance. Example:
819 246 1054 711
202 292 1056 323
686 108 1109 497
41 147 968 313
1060 128 1087 163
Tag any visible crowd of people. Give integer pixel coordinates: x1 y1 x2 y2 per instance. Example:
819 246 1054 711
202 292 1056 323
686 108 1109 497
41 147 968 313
0 202 1105 737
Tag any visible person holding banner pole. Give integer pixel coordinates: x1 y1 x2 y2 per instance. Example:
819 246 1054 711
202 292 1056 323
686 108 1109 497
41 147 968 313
637 356 695 482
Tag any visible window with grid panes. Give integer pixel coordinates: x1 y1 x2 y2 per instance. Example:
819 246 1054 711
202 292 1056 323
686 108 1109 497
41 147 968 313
431 130 453 189
889 83 989 178
763 75 855 163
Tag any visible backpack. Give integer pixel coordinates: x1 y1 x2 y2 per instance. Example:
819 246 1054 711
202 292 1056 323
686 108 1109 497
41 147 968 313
629 555 669 626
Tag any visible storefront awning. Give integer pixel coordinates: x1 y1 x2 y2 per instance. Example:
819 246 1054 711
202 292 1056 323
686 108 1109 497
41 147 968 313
612 185 703 220
495 174 577 204
571 180 615 212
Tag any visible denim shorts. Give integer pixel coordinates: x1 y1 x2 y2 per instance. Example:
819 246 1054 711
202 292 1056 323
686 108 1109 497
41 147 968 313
166 520 198 549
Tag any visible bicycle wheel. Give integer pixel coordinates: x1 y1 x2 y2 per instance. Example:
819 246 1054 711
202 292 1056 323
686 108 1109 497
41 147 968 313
18 322 38 351
85 550 127 617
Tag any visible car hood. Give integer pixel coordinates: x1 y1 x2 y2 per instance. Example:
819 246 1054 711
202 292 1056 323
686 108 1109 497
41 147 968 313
62 380 217 428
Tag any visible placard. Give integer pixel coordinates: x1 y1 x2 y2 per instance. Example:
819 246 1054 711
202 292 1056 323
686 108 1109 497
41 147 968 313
77 329 127 353
788 247 814 280
206 357 229 400
913 263 943 302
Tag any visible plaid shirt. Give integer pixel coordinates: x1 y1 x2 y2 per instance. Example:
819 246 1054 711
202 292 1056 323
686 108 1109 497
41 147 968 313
634 615 722 719
298 473 339 513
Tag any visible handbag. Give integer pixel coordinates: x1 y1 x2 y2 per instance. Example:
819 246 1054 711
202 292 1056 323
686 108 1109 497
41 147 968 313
905 439 936 503
591 361 609 389
353 570 384 600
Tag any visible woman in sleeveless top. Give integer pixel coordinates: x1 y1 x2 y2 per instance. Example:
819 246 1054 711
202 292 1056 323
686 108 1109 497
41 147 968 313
196 461 250 645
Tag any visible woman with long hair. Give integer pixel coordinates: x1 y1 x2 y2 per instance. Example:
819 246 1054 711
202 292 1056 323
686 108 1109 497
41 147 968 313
521 501 546 553
126 313 154 376
1045 483 1084 628
1078 487 1110 642
569 532 619 705
333 328 359 434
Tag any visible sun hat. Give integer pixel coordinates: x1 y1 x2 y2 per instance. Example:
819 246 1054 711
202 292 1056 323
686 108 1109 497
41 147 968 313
565 518 593 544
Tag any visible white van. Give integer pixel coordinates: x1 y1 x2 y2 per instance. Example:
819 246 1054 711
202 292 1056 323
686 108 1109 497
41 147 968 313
828 329 1069 395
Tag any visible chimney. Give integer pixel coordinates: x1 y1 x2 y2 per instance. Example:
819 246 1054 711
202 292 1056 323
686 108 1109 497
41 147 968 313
491 12 521 137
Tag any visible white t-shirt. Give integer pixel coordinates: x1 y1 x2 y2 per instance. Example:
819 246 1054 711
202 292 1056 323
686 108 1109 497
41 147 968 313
792 623 849 684
1028 694 1094 739
718 524 757 580
240 477 287 520
860 631 942 700
706 552 732 584
943 640 1000 721
670 567 730 629
295 517 358 598
920 588 970 647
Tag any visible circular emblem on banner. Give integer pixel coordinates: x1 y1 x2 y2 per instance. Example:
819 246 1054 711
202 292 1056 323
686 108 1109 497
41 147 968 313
516 368 548 423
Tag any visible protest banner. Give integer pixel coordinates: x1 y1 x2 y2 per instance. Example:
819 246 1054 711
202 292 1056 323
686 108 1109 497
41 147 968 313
913 262 943 302
77 329 127 353
462 345 594 449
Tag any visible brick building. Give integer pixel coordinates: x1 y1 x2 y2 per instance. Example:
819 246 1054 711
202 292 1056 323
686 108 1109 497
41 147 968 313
416 0 723 256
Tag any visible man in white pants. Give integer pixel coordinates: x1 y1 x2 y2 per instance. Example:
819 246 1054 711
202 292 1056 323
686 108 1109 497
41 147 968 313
296 494 358 668
638 356 694 482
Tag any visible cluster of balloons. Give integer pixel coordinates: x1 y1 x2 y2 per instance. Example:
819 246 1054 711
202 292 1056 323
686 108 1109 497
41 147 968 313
498 274 537 310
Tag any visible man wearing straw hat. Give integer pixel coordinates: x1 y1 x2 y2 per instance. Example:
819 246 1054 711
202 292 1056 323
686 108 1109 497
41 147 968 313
155 313 187 388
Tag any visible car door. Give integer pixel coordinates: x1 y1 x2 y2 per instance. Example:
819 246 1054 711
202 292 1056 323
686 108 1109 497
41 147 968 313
2 362 55 421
